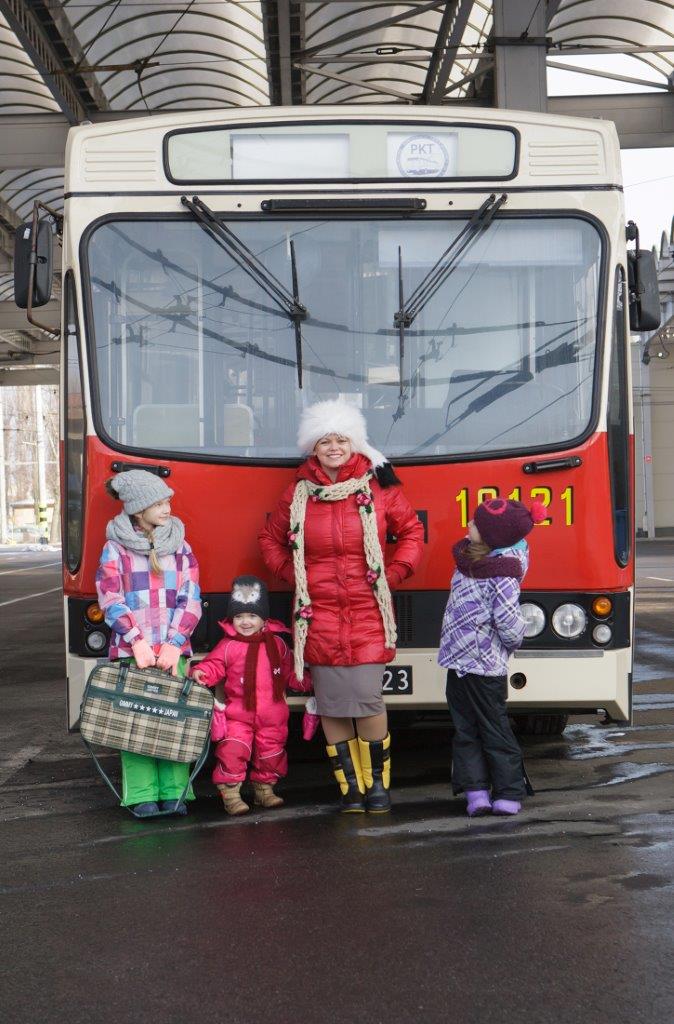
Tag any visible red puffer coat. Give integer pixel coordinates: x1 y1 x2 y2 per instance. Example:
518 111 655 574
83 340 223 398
258 454 424 666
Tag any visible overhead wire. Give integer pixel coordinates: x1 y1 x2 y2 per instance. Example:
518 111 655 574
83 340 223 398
79 0 123 60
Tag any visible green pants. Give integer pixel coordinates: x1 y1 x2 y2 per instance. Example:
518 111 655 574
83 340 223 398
119 656 195 807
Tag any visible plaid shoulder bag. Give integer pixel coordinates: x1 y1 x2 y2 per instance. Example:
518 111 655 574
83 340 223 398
80 661 214 816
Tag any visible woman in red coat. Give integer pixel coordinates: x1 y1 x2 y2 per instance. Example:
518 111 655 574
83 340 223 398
259 399 424 813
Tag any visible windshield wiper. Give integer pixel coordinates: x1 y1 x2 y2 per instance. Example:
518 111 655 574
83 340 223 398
393 193 507 396
181 194 308 387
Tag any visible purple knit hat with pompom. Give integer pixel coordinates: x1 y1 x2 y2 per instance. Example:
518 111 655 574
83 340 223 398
473 497 546 549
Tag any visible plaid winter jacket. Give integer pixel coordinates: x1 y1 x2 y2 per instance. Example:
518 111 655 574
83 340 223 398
437 542 528 678
96 540 202 659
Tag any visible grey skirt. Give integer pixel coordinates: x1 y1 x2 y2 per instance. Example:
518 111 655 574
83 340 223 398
310 664 386 718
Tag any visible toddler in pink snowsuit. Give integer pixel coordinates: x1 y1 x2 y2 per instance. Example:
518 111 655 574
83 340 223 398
191 575 309 815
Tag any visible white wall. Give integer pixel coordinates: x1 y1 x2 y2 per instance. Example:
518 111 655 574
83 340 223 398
634 275 674 536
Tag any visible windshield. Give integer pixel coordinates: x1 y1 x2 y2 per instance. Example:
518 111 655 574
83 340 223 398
86 214 602 460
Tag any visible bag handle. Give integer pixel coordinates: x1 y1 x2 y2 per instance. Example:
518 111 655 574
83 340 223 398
126 664 194 700
82 657 210 816
116 663 129 693
82 735 211 819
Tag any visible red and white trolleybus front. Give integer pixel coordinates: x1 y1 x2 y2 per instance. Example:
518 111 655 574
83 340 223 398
60 107 635 729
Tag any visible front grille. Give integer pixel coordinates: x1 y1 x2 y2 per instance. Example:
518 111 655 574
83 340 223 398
394 593 415 645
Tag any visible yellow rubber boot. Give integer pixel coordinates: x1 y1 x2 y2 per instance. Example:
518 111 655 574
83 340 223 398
358 734 391 813
326 738 366 813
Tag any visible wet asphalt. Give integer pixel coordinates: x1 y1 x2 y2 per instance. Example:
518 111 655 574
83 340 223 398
0 544 673 1024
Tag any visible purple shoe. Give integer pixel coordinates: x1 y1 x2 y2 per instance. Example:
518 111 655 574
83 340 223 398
492 799 521 816
465 790 492 817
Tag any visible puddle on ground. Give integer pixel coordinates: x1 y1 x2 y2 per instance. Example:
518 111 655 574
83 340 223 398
592 762 674 787
561 720 674 763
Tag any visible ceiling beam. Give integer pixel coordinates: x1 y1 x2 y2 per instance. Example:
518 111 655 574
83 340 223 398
0 115 71 169
1 93 673 159
0 300 60 331
546 0 564 26
263 0 304 105
0 0 87 123
0 223 13 266
550 45 674 56
0 195 21 233
277 0 294 104
34 0 110 113
295 63 417 102
547 59 672 92
443 61 494 98
0 366 59 386
0 111 152 170
298 0 445 60
421 0 474 103
548 93 674 149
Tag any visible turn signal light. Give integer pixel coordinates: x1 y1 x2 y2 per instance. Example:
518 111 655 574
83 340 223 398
592 597 612 617
86 602 105 624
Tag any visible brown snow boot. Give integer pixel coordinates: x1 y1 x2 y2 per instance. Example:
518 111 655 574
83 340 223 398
218 783 249 816
252 782 284 809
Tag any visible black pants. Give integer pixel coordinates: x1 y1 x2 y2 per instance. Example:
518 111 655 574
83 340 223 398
445 670 526 800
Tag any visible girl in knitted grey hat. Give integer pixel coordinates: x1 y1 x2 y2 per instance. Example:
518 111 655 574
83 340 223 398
95 469 202 818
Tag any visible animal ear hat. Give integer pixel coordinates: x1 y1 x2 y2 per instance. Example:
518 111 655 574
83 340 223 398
297 399 399 486
226 575 270 620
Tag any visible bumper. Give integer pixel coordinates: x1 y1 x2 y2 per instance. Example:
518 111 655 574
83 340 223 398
67 645 632 731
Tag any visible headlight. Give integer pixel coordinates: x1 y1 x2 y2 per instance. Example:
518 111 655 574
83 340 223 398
552 603 587 639
85 630 107 652
593 624 612 645
520 602 545 638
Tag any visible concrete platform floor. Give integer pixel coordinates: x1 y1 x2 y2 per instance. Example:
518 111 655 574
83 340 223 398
1 544 673 1024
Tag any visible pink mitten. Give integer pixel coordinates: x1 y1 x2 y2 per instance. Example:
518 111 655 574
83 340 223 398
288 668 313 693
156 643 181 675
131 638 156 669
211 700 228 742
302 696 321 741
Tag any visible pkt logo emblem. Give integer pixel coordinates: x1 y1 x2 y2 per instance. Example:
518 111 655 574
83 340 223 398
396 135 449 177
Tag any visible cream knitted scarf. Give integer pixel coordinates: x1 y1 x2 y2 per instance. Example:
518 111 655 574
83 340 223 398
288 472 397 677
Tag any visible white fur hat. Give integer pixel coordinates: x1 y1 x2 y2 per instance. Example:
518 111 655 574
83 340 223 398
297 399 387 469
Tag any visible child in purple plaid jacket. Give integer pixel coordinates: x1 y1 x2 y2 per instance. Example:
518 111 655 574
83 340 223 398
438 497 545 818
95 469 202 818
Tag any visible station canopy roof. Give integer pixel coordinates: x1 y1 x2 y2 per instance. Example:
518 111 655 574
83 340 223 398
1 0 673 378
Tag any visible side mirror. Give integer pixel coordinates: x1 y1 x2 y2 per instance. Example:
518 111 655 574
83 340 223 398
14 217 53 308
627 249 661 333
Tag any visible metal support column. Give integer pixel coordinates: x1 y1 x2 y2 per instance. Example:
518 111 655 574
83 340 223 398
34 384 50 540
493 0 548 112
0 390 7 544
634 347 656 538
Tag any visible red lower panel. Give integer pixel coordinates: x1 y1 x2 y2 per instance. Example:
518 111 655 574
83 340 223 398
64 431 633 597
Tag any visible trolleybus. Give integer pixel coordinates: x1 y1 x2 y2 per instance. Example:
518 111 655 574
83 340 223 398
15 105 660 730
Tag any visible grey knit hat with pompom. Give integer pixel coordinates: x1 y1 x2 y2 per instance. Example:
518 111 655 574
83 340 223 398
108 469 174 515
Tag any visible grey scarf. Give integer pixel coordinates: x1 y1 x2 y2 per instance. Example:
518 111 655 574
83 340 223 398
106 513 185 557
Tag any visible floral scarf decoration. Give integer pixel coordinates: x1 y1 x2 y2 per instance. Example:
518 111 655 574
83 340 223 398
288 472 397 677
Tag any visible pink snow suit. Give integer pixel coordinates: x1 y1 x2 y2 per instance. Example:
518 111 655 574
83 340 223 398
193 619 309 785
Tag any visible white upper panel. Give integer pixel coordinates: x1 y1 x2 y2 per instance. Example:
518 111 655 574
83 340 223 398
65 105 621 192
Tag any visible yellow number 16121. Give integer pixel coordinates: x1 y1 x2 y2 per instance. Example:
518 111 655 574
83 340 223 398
455 486 574 528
